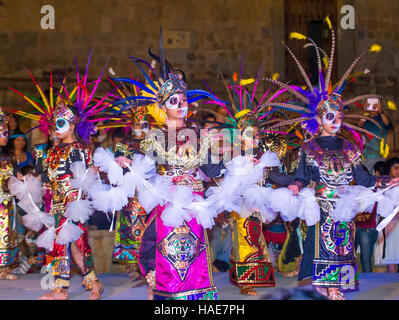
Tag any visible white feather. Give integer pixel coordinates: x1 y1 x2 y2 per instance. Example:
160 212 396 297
137 188 159 213
331 194 358 222
122 154 157 198
258 151 281 168
86 179 108 200
93 147 115 172
268 188 298 221
356 188 383 213
205 185 243 214
22 212 44 232
37 228 55 251
108 161 124 186
56 220 83 245
8 175 42 206
18 199 48 232
65 199 94 224
243 185 272 211
242 185 276 221
377 197 396 218
384 186 399 206
160 185 195 227
224 156 253 179
122 171 140 198
135 175 173 212
90 185 129 213
39 212 55 229
259 206 278 224
130 154 157 179
188 197 217 229
297 188 320 226
333 186 369 222
70 161 99 194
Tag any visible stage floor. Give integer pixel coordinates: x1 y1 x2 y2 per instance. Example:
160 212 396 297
1 272 399 300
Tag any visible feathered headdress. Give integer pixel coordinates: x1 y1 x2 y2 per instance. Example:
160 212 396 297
9 69 67 136
107 28 225 126
261 16 395 157
9 53 112 143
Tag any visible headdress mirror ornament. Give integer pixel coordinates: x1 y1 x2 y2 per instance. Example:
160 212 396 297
316 92 343 118
54 99 80 125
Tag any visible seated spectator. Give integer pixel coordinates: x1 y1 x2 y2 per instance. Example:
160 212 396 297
6 132 34 169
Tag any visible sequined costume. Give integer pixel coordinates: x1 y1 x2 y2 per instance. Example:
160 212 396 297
43 141 97 289
139 128 220 300
109 30 226 300
262 136 302 276
112 140 147 264
32 143 52 269
293 136 389 288
229 150 275 288
0 151 18 270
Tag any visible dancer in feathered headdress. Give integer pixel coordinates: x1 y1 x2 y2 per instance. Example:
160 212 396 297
94 75 155 280
266 16 399 300
202 66 307 294
96 29 227 301
24 53 110 300
0 110 20 280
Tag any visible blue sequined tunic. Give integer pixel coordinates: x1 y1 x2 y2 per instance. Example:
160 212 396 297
293 136 389 288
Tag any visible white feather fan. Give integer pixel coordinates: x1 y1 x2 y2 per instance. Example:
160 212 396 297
297 188 320 226
37 228 55 251
65 199 95 224
56 220 83 245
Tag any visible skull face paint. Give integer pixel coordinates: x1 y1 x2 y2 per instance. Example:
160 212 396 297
55 117 70 134
321 110 342 134
0 127 8 139
133 121 149 136
164 92 189 119
165 93 182 109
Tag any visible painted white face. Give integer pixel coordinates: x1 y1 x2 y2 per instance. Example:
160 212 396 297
55 117 70 134
133 121 149 136
165 93 182 109
164 92 189 120
322 110 342 134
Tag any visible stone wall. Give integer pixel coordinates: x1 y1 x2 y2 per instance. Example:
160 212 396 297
0 0 278 106
338 0 399 155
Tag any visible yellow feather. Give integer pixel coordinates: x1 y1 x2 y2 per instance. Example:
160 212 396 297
388 100 397 110
235 109 251 119
325 15 332 29
380 139 390 159
369 44 382 52
289 32 306 40
240 78 255 86
272 73 280 80
322 56 329 68
147 103 167 126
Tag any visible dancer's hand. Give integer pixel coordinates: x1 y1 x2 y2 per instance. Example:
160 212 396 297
287 184 299 196
115 156 132 168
